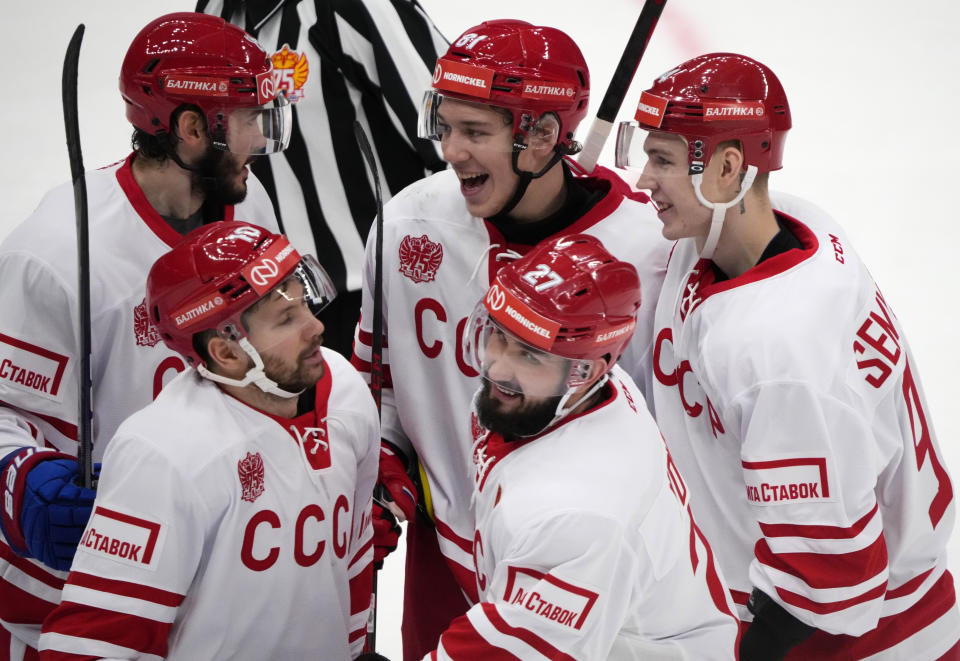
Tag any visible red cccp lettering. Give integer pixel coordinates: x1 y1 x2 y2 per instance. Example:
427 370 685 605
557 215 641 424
241 498 352 571
414 297 478 377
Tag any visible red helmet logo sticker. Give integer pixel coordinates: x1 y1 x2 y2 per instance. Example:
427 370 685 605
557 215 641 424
256 70 277 105
164 75 230 97
484 277 560 350
485 284 506 311
432 58 494 99
270 45 309 102
133 297 162 348
634 91 668 128
172 294 226 330
242 238 301 295
521 82 577 102
398 234 443 283
238 452 265 503
703 100 765 121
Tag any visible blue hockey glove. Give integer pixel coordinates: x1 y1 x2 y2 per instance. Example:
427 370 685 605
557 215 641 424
0 447 100 571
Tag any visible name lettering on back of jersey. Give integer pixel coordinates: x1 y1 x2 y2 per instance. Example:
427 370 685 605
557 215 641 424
0 333 69 401
742 457 832 505
854 288 902 389
503 566 599 631
398 234 443 283
80 506 165 570
239 452 266 503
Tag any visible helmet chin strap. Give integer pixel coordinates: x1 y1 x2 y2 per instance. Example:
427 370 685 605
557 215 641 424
514 372 610 439
495 144 564 217
691 165 758 260
197 337 302 399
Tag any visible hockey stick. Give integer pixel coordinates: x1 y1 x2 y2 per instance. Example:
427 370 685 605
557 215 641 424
62 24 94 489
354 120 384 653
576 0 668 173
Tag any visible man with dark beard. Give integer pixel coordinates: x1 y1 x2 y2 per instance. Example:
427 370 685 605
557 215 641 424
427 234 739 659
0 13 288 659
40 222 381 660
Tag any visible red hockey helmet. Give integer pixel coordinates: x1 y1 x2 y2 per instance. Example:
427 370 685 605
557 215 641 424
120 12 291 154
464 234 641 396
419 19 590 152
146 222 335 370
616 53 791 174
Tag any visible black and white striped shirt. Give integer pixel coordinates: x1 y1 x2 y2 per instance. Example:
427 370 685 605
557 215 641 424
197 0 447 295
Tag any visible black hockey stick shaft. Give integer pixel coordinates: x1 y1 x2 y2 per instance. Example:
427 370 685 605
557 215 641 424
577 0 668 172
62 25 94 489
354 120 383 652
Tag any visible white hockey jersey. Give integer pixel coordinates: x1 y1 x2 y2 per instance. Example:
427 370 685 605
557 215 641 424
652 192 960 658
430 366 739 661
351 163 670 594
0 153 278 648
38 350 378 660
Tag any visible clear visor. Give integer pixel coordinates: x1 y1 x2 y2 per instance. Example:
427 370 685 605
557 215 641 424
215 94 293 155
463 302 592 399
233 254 337 352
418 90 524 155
615 121 697 181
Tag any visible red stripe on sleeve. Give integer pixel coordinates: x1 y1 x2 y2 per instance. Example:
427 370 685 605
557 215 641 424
777 581 888 616
755 533 888 591
0 577 58 625
42 600 172 657
435 611 522 660
481 602 577 661
348 356 393 386
0 541 65 590
759 502 878 540
357 327 389 349
349 538 373 569
349 626 367 644
349 563 373 616
65 571 184 607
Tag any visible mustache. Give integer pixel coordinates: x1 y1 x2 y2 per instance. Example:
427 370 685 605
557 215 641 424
298 335 324 360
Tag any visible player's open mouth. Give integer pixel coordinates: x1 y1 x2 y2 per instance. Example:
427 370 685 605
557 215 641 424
653 199 671 213
459 173 489 194
492 383 522 402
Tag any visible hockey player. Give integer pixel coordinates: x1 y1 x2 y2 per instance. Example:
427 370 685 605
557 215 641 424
426 234 739 660
616 52 960 658
197 0 448 358
350 19 670 659
37 221 378 660
0 13 288 659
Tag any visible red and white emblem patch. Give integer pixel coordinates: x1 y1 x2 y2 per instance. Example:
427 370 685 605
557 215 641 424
133 298 162 348
398 234 443 283
238 452 265 502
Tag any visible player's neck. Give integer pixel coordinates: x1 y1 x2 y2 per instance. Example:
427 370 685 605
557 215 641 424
220 382 299 419
708 195 779 279
131 153 205 221
505 162 567 223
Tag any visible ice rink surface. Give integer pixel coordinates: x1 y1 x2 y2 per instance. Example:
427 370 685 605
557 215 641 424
1 1 958 657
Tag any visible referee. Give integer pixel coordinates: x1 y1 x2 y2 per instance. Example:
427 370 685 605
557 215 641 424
197 0 448 357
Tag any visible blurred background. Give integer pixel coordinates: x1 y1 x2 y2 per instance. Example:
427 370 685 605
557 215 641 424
2 1 958 657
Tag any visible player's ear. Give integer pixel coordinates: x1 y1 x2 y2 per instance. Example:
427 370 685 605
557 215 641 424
206 335 246 376
174 108 208 146
716 144 745 191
